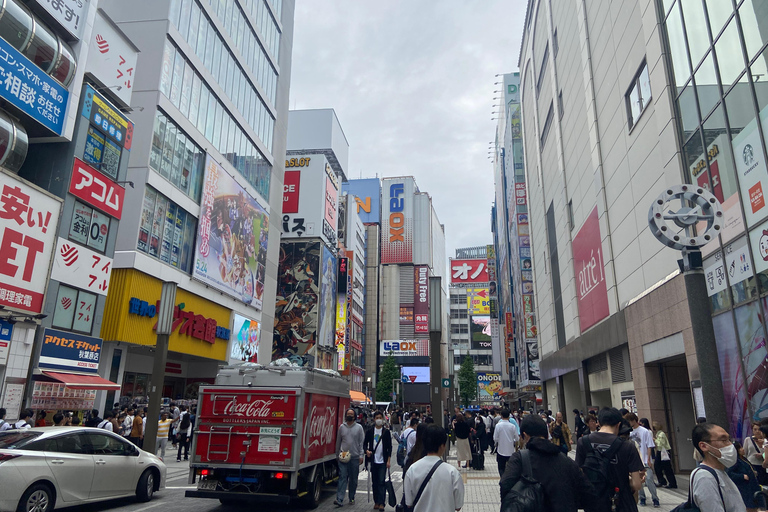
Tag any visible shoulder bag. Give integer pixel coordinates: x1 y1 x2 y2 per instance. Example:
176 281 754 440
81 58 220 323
395 459 442 512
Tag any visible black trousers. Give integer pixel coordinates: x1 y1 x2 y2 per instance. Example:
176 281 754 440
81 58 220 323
496 454 510 477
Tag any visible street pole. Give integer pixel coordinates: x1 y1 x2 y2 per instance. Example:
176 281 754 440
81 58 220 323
143 282 177 452
428 277 443 424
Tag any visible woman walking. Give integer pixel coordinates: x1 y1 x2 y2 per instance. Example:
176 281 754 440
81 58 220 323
745 422 768 485
453 412 472 469
652 421 677 489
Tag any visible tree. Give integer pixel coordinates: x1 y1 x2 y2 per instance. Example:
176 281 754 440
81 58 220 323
457 356 477 407
376 353 400 403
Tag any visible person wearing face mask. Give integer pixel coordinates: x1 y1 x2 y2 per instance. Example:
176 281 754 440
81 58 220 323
334 408 365 507
691 423 746 512
364 410 392 510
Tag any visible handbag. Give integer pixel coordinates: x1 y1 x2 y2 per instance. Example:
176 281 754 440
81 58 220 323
661 448 670 461
386 469 397 507
395 459 442 512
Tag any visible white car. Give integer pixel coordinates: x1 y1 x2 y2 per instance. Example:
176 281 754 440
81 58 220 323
0 427 166 512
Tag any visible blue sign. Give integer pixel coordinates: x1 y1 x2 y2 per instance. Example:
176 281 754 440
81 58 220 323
0 320 11 341
343 178 381 224
0 36 68 135
40 328 103 374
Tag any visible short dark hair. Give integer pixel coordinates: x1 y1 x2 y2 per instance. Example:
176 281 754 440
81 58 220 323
104 411 114 419
520 414 549 438
586 415 597 424
422 424 448 453
410 417 419 427
501 409 511 419
573 409 580 414
692 423 720 457
598 407 623 427
0 408 5 417
91 409 99 417
373 410 383 419
21 408 33 419
624 412 639 422
71 416 81 425
53 413 63 424
697 417 707 424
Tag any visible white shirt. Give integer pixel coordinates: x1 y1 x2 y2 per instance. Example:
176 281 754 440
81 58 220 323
0 420 10 431
630 425 655 466
14 420 31 429
97 419 114 432
404 455 464 512
493 419 519 457
483 415 493 429
373 427 385 464
403 427 417 458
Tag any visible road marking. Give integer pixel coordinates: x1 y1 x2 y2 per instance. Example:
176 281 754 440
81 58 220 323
134 502 164 512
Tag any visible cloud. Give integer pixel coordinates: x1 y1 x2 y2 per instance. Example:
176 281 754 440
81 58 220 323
290 0 527 258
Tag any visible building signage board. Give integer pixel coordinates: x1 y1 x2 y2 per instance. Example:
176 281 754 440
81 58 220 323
477 372 502 402
381 178 414 264
69 158 125 219
414 265 429 333
466 288 490 315
0 320 11 366
127 296 231 343
50 237 113 296
343 178 381 224
572 206 609 332
0 173 62 313
704 251 727 297
724 237 754 287
317 246 336 348
39 328 102 374
194 155 269 310
734 119 768 228
81 84 133 150
85 10 138 105
401 366 429 383
450 258 489 284
230 314 260 363
282 155 337 246
379 339 429 358
35 0 88 40
514 183 527 206
526 340 541 384
282 170 300 214
0 34 68 135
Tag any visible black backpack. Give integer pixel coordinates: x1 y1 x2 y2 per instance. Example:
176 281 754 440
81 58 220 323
179 413 191 431
500 450 544 512
579 434 624 511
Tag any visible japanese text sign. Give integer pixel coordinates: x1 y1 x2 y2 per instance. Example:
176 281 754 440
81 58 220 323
40 328 102 374
81 85 133 150
50 237 113 296
450 258 489 284
0 34 68 135
572 207 609 332
36 0 87 40
0 173 62 313
86 10 138 105
127 297 231 344
414 265 429 333
69 158 125 219
515 183 527 206
466 288 490 315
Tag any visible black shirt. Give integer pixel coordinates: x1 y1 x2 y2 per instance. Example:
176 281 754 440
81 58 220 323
454 418 470 439
575 432 644 512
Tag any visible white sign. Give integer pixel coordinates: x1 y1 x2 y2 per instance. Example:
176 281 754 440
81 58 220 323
86 10 138 106
750 219 768 275
258 426 280 452
734 120 768 228
0 172 62 314
36 0 88 40
281 155 338 247
724 237 753 287
1 382 24 421
50 237 113 296
704 253 727 297
400 366 430 383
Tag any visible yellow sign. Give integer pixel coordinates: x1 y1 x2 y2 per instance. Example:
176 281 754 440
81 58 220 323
466 288 490 315
101 269 231 361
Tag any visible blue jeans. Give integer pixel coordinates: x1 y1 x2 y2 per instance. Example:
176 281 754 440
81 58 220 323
336 459 360 503
638 465 659 502
370 462 387 505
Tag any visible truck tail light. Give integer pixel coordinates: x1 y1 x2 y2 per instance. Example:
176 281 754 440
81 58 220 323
274 472 285 479
200 469 210 476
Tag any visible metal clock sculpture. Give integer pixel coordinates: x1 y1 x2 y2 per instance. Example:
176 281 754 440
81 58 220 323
648 184 723 251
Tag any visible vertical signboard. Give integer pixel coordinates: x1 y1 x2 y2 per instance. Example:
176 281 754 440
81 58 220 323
317 246 337 348
282 170 301 214
572 207 610 332
35 0 88 40
414 265 429 333
230 314 260 363
381 178 414 264
69 158 125 219
734 119 768 228
86 10 139 105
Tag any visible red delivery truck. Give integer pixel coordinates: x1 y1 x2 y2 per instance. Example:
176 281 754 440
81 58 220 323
185 364 350 508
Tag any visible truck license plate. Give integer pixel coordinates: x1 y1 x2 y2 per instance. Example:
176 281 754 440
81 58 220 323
198 479 218 490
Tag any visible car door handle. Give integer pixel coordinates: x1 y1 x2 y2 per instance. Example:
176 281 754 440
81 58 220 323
50 459 64 465
96 459 107 465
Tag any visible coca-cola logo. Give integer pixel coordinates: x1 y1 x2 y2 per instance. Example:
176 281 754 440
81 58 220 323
303 406 336 450
223 398 274 418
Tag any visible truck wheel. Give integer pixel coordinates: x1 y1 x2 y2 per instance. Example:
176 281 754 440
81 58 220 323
302 470 322 509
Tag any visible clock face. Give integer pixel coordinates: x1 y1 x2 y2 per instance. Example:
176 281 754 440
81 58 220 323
648 185 723 251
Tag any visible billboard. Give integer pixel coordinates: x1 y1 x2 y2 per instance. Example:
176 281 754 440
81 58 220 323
343 178 381 224
477 372 502 402
230 314 260 363
0 172 62 313
450 258 489 284
273 241 320 366
526 340 541 384
414 265 429 333
86 10 139 105
401 366 430 383
573 206 609 332
381 178 414 264
194 155 269 310
282 170 300 214
40 328 102 374
281 155 338 246
466 288 490 315
69 158 125 219
50 237 114 296
317 246 336 348
471 316 492 350
523 295 537 338
379 339 429 358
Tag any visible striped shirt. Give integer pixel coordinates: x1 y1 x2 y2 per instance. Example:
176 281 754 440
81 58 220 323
157 419 173 438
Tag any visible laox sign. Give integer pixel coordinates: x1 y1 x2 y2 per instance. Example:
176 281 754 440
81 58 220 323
383 341 417 351
388 183 405 242
223 398 274 418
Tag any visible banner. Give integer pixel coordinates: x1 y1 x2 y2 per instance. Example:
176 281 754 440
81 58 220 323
381 178 414 264
466 288 490 315
450 258 489 284
39 328 102 374
194 155 269 310
477 372 502 402
50 237 113 296
572 206 609 332
317 246 336 348
414 265 429 333
230 314 260 363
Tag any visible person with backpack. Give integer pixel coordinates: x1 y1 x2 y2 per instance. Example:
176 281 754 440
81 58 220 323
399 417 419 472
500 414 596 512
403 424 464 512
364 410 392 511
0 408 9 431
85 408 102 427
334 408 364 507
97 412 115 431
177 405 192 461
690 422 746 512
576 407 643 512
625 413 660 507
725 441 760 512
13 409 33 429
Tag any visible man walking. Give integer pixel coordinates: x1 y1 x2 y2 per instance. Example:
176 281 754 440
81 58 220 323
403 417 420 472
625 412 660 507
176 405 192 461
492 409 519 476
691 423 746 512
364 411 392 511
549 411 572 453
156 412 173 460
500 415 597 511
334 408 364 507
129 407 144 448
403 424 464 512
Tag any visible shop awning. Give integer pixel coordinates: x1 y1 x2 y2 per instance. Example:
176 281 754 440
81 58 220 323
350 390 369 402
41 371 120 390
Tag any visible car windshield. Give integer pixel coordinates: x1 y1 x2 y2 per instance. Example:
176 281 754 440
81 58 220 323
0 431 42 449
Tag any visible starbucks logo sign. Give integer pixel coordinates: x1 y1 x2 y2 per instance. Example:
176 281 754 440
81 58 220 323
744 144 755 166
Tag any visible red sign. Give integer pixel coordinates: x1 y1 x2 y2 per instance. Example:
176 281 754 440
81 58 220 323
282 170 300 214
69 158 125 219
302 392 346 464
573 207 609 332
450 258 489 283
414 265 429 333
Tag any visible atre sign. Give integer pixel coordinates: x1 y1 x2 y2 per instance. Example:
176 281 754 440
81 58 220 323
572 207 609 332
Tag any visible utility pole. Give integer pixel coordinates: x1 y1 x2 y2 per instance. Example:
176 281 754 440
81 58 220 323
428 277 443 424
142 282 177 452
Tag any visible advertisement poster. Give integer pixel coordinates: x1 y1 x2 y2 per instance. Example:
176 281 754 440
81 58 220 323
450 258 489 284
713 311 749 440
0 320 11 366
272 241 320 366
401 366 430 383
230 314 260 363
737 301 768 429
50 237 113 296
381 178 414 264
572 206 610 332
414 265 429 333
471 316 492 350
81 84 133 150
39 328 102 374
324 174 338 227
749 219 768 275
477 372 502 402
317 245 336 348
0 173 62 313
734 119 768 228
194 155 269 310
466 288 490 315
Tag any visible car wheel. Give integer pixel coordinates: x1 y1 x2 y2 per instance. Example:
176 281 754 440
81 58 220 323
17 483 54 512
136 469 155 502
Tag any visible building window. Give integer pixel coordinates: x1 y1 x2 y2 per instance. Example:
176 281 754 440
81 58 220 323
626 61 652 129
137 186 197 272
540 102 554 147
68 202 110 253
558 90 564 120
536 44 549 94
150 110 204 202
52 285 97 334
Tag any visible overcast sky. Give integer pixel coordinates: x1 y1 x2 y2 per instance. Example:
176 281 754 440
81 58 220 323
290 1 527 259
